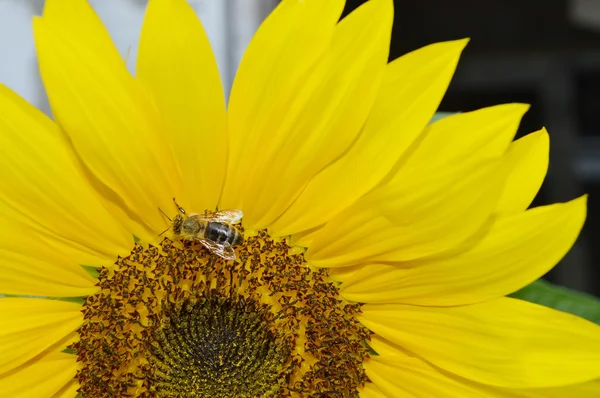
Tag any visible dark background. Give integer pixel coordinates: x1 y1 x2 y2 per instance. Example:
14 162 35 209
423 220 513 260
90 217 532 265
343 0 600 295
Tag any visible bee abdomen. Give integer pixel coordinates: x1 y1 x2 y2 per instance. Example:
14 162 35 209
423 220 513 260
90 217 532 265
231 228 243 246
206 222 240 246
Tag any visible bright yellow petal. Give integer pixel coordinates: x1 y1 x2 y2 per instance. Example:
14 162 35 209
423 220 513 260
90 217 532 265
42 0 122 63
137 0 227 212
269 39 467 237
0 218 97 297
340 196 586 305
495 129 549 214
367 358 600 398
328 263 368 283
359 297 600 388
289 224 323 248
222 0 392 229
306 156 510 267
387 103 528 185
359 380 389 398
517 380 600 398
365 357 451 397
34 3 185 239
222 0 344 213
365 347 505 397
52 378 79 398
0 84 131 266
0 350 77 398
0 298 82 375
368 335 600 398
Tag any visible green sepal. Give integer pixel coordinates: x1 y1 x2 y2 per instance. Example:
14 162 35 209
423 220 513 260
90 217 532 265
62 347 75 355
510 279 600 324
364 342 378 356
133 234 141 243
80 264 100 279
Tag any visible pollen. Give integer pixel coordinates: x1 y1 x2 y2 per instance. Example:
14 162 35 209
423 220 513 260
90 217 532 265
71 230 371 397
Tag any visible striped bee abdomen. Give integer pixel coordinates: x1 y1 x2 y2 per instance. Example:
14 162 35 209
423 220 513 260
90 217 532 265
206 222 239 246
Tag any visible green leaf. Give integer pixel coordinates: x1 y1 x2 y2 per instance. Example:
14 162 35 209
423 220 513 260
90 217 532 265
510 279 600 324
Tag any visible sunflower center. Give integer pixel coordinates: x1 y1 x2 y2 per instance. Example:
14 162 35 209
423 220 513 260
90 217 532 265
72 230 370 397
149 294 289 397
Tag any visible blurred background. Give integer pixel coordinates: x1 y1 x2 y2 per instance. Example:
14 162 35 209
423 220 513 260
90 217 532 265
0 0 598 295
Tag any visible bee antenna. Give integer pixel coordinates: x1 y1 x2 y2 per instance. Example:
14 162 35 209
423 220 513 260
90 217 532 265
158 207 171 222
172 197 186 214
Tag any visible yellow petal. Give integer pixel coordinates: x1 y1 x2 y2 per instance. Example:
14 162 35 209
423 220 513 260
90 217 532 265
222 0 343 212
365 347 504 397
517 380 600 398
294 103 523 245
0 218 97 297
388 103 528 185
222 0 392 229
359 380 389 398
34 8 184 239
0 298 82 375
269 39 468 236
359 297 600 388
340 196 586 305
368 335 600 398
0 84 131 266
289 224 323 248
328 264 367 283
42 0 122 65
306 156 510 267
496 129 549 214
367 357 600 398
137 0 227 212
365 357 449 398
53 379 79 398
0 350 78 398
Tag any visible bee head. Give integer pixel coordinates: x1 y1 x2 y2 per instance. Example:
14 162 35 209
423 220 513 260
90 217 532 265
172 214 184 235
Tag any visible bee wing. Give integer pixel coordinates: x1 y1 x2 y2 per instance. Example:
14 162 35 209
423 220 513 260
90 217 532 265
210 209 244 224
199 239 237 261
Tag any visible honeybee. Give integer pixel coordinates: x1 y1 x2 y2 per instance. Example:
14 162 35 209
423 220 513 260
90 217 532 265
159 198 244 260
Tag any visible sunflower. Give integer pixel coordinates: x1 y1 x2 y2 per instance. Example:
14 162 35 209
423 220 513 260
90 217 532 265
1 0 599 396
